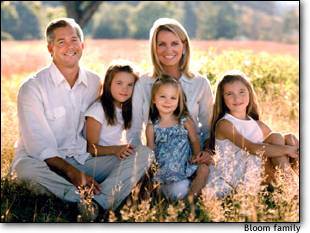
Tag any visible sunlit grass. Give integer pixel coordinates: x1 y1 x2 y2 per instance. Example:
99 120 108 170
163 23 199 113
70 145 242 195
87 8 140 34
1 40 299 222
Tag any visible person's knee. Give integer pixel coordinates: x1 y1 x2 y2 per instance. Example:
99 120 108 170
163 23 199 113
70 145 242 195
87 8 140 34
265 132 284 145
196 164 209 180
284 134 299 146
161 180 190 201
198 164 209 174
271 155 290 168
14 158 38 181
135 145 155 167
13 158 52 196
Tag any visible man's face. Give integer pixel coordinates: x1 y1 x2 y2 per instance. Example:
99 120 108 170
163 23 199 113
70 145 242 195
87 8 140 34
48 25 84 69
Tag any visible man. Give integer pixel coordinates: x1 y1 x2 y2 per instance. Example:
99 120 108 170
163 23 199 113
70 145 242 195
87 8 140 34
11 18 153 220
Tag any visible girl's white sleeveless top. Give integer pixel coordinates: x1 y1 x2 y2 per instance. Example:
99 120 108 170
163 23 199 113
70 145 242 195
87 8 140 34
207 113 264 198
217 113 264 145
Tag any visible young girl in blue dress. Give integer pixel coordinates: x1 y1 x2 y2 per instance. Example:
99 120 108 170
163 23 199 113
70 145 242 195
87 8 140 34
206 70 299 198
146 75 210 201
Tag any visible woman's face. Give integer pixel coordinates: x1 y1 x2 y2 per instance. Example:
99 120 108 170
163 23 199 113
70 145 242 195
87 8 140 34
156 30 184 71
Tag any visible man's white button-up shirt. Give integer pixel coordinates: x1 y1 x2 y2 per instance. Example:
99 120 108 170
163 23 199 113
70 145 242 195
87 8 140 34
12 62 101 169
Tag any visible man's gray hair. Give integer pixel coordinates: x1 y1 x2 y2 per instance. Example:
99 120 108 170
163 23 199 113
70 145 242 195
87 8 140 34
45 17 84 44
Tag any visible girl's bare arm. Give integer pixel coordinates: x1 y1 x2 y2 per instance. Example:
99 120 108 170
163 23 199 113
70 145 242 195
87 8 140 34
216 119 298 158
184 118 201 157
145 123 155 150
85 116 133 157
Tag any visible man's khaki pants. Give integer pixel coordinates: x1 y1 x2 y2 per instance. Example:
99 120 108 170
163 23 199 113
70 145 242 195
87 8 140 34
12 145 154 210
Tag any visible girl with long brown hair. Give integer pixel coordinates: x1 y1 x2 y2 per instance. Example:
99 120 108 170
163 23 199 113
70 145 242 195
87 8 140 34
207 70 299 198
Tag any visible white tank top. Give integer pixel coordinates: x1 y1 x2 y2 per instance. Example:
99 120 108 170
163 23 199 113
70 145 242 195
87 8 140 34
218 113 263 144
215 113 264 157
207 113 264 198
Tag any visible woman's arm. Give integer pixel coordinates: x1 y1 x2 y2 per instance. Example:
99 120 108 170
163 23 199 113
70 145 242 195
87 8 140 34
198 77 214 134
184 118 201 156
126 79 145 146
85 116 134 158
145 123 155 150
216 119 299 158
185 118 214 165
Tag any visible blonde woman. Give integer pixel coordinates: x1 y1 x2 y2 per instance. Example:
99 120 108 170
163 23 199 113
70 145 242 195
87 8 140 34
129 18 214 166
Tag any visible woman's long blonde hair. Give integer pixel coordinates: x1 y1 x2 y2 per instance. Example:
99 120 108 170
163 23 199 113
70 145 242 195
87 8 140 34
149 18 194 79
209 70 260 150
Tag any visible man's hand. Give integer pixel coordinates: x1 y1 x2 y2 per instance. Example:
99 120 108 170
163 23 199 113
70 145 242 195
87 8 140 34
66 166 101 195
45 157 101 195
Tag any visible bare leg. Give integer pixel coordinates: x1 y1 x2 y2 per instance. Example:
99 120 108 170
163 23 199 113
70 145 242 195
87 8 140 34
264 133 292 171
188 164 209 198
261 156 275 185
284 134 299 174
264 133 298 190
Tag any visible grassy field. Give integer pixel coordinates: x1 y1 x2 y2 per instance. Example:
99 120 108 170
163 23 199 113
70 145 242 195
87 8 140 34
1 39 299 222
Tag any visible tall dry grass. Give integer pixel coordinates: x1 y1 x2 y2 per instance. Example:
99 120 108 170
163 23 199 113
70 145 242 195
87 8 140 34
1 40 299 222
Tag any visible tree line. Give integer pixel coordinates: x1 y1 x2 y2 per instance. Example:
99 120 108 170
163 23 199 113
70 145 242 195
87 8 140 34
1 1 298 43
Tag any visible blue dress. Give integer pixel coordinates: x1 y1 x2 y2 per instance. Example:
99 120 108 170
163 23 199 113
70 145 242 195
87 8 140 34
153 117 198 184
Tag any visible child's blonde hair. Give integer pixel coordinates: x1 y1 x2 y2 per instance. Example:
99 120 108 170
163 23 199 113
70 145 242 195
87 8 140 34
209 70 260 150
149 74 189 123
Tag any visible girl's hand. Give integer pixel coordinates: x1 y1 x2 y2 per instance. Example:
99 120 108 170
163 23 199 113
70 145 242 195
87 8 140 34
285 145 299 159
284 133 299 146
114 144 135 160
191 150 214 165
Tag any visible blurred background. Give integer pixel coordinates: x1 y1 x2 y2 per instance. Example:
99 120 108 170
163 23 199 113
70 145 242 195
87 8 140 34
1 1 299 42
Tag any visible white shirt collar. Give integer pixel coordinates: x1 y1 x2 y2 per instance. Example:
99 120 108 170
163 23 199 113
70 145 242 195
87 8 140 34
76 68 88 87
148 73 194 84
180 73 194 83
49 62 88 87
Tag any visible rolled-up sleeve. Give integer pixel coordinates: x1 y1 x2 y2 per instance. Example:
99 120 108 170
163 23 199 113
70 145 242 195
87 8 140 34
17 81 59 161
127 79 145 146
85 101 104 125
198 77 214 137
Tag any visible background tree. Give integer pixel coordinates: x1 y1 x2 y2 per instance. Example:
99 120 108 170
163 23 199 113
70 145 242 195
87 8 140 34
196 2 218 39
215 1 239 39
1 1 299 43
62 1 102 28
196 1 239 40
91 2 133 38
181 1 198 38
1 1 42 40
128 1 181 39
283 8 298 34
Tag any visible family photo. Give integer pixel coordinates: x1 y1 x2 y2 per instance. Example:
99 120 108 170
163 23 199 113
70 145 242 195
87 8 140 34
1 1 299 223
